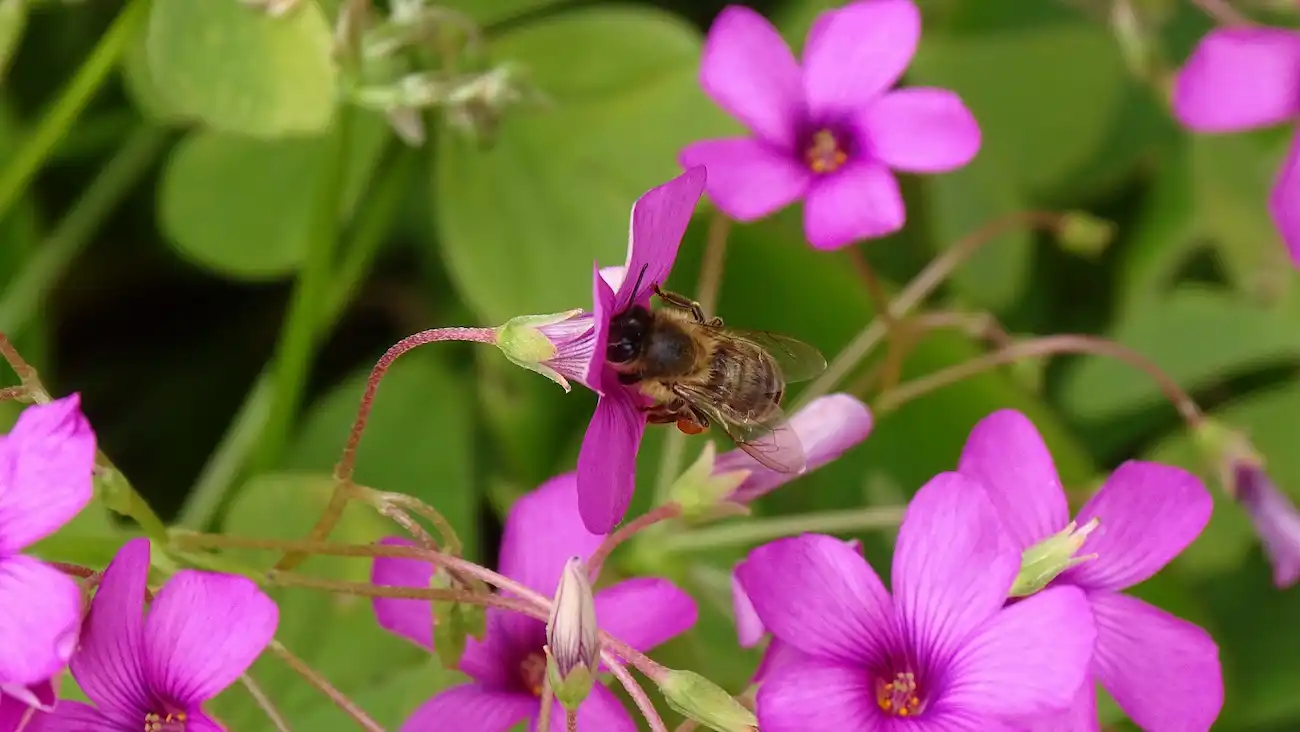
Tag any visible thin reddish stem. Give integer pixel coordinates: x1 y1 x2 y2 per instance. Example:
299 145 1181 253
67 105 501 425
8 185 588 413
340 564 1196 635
266 640 384 732
586 503 681 580
606 655 667 732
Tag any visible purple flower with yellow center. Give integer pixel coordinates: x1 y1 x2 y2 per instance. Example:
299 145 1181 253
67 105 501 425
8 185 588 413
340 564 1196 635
575 166 707 534
680 0 981 250
1173 26 1300 266
958 409 1223 731
371 473 697 731
0 396 95 704
1231 460 1300 588
29 537 278 732
738 471 1096 730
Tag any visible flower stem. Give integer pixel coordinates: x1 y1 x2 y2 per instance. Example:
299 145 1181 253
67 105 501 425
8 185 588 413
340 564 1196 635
848 310 1012 396
1193 0 1253 25
566 709 578 732
608 656 667 732
251 107 356 475
0 0 148 221
586 502 681 581
795 211 1066 411
0 124 172 337
266 639 384 732
872 333 1205 428
238 674 291 732
275 325 497 570
662 506 907 552
178 150 416 530
538 675 556 732
655 212 732 504
358 486 463 556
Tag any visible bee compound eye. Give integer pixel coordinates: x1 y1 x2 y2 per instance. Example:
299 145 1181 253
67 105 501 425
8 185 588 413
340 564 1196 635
606 340 637 364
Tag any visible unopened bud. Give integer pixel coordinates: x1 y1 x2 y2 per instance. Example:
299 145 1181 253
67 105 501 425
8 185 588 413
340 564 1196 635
670 442 750 520
1010 519 1100 597
546 557 599 711
1056 212 1116 258
495 310 596 393
657 669 757 732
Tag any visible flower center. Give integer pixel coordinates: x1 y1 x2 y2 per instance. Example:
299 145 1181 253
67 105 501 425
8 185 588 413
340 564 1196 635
804 128 849 174
144 711 188 731
520 651 547 697
876 671 925 718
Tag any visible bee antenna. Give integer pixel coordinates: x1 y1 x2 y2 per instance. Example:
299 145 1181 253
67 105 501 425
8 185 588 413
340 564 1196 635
628 263 650 302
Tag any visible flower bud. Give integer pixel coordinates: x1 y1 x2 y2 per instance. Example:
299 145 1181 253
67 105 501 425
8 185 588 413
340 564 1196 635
1010 519 1100 597
1056 211 1116 258
670 442 751 520
657 669 757 732
546 557 599 711
495 310 596 393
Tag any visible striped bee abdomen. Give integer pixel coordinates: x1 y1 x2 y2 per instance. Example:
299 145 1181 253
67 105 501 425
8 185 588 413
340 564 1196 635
706 341 784 423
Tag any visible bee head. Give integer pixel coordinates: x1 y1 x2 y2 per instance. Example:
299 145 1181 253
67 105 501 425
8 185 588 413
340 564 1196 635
607 305 653 364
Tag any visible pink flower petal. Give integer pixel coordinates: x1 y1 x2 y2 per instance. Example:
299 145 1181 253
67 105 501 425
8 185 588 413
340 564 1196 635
576 378 647 535
142 570 278 705
458 608 542 689
721 394 873 504
1018 682 1102 732
802 0 921 118
69 538 150 727
678 138 810 221
944 586 1096 718
370 537 434 650
1064 461 1212 592
20 700 110 732
891 472 1019 667
1173 28 1300 133
1233 462 1300 587
752 638 808 686
1091 592 1223 731
730 566 765 648
537 682 637 731
956 409 1071 549
0 395 95 553
0 677 57 714
614 167 706 313
398 684 536 732
594 578 696 654
755 658 878 732
737 535 894 665
0 557 80 688
860 88 981 173
1270 128 1300 268
499 474 604 596
584 263 618 395
803 162 905 250
699 6 805 148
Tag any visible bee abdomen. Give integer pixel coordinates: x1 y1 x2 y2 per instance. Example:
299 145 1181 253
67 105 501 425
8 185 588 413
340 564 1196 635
707 344 784 422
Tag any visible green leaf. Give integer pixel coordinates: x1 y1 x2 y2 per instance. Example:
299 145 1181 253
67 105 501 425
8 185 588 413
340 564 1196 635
158 111 388 279
908 18 1129 197
433 6 737 324
1116 139 1199 310
211 473 454 729
0 0 25 83
1190 130 1295 303
1060 287 1300 421
433 597 470 668
439 0 568 26
283 348 479 557
146 0 336 137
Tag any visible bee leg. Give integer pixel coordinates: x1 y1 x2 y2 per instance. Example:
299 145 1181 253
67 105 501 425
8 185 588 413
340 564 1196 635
652 284 710 324
642 404 680 424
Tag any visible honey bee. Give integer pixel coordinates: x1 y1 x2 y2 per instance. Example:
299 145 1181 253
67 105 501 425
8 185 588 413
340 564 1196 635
605 266 827 474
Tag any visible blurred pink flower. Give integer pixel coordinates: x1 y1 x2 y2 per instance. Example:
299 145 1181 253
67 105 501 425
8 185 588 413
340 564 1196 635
1174 27 1300 266
0 395 95 722
680 0 981 250
1231 461 1300 588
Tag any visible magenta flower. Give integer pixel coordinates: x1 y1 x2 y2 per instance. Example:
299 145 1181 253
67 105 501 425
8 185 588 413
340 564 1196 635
1173 27 1300 265
371 473 697 731
495 309 599 392
738 472 1096 730
958 409 1223 730
0 680 55 732
0 396 95 695
575 166 707 533
715 393 872 504
680 1 981 250
1231 461 1300 588
30 537 277 732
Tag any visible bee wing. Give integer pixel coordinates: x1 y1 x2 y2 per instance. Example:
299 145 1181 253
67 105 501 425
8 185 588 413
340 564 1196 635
717 329 827 384
672 383 807 474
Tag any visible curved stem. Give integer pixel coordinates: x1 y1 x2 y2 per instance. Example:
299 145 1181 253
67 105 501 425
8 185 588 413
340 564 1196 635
0 0 148 221
1193 0 1253 25
606 656 667 732
0 125 172 337
538 673 556 732
179 148 414 530
586 503 681 581
266 639 384 732
663 506 906 553
796 211 1066 410
872 333 1204 428
238 674 291 732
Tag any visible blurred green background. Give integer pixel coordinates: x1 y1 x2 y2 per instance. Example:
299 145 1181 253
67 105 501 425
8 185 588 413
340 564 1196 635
3 0 1300 729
